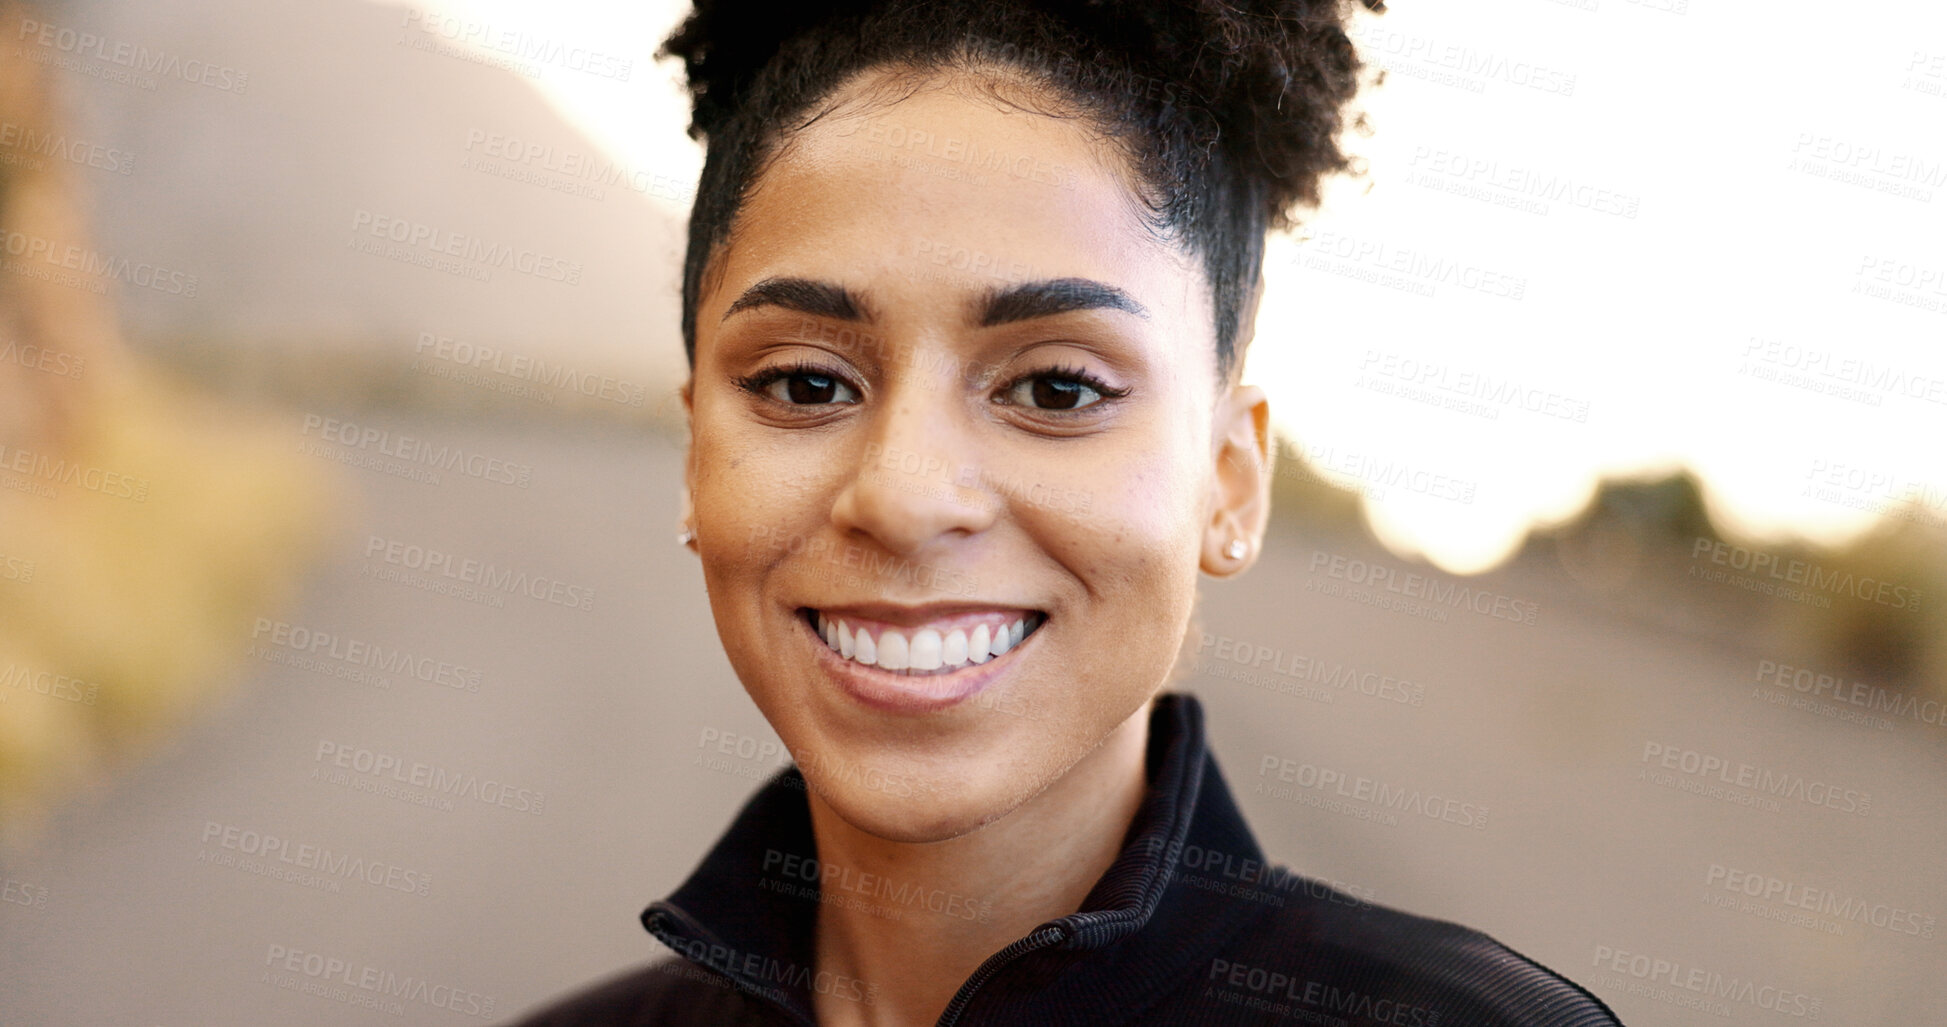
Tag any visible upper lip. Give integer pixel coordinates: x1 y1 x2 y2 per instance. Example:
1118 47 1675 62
803 601 1042 628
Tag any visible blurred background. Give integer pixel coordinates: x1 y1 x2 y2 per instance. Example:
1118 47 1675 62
0 0 1942 1023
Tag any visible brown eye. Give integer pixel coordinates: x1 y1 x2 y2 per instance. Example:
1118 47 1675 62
779 372 851 405
1002 373 1108 411
740 366 860 406
1035 378 1093 409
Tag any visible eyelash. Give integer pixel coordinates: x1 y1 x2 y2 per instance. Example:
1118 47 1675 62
1004 363 1131 412
731 360 851 403
732 360 1129 413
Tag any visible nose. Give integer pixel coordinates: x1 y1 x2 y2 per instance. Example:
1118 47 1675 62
830 384 998 556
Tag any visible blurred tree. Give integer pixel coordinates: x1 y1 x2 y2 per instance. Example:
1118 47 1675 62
0 0 339 846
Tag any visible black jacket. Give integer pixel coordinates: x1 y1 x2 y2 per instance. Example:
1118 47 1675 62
508 694 1623 1026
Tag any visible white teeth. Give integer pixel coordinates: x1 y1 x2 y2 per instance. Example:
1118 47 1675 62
812 611 1041 675
910 629 943 671
876 629 910 671
991 619 1019 657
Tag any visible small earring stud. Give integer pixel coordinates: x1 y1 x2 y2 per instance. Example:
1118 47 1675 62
1224 539 1247 560
677 525 696 547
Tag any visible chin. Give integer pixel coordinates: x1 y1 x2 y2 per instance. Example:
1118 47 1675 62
804 758 1048 844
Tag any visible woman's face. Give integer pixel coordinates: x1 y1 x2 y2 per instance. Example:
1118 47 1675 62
684 65 1267 842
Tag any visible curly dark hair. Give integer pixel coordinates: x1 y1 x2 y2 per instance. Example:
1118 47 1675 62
658 0 1382 380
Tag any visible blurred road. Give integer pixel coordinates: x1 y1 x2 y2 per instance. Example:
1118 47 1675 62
1 412 1941 1025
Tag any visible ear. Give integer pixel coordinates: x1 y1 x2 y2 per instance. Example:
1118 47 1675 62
1200 272 1271 577
678 377 699 554
1200 383 1272 577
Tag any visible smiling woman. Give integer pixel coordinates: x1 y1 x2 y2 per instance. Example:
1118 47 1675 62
508 2 1620 1025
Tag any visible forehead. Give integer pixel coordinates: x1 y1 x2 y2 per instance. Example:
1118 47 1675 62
709 65 1208 331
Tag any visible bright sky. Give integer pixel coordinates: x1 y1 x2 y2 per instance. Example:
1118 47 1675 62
400 0 1947 573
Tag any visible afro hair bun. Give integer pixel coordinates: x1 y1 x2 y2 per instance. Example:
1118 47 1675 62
658 0 1381 224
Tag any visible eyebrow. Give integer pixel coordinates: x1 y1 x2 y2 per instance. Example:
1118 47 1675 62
719 275 1149 326
722 277 863 322
977 277 1149 327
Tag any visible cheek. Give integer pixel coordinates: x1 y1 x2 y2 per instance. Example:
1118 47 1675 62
694 414 820 543
1022 443 1206 697
1036 438 1206 580
691 420 795 627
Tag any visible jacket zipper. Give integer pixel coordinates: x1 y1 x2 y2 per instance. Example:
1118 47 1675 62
934 923 1070 1027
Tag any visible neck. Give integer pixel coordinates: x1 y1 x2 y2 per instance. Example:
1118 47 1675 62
806 702 1153 1027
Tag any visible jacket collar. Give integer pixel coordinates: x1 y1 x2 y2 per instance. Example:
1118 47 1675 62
642 693 1268 1026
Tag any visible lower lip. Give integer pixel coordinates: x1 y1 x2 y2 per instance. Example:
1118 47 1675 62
799 611 1036 714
